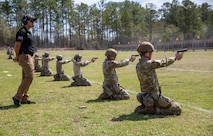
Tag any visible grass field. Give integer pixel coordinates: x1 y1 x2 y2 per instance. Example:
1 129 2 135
0 49 212 136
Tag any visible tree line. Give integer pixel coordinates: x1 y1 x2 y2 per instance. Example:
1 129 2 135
0 0 212 49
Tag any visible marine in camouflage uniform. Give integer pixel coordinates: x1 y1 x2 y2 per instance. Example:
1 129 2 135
40 52 55 76
7 46 14 59
34 53 42 72
54 55 72 81
98 48 136 100
134 41 183 115
69 54 96 86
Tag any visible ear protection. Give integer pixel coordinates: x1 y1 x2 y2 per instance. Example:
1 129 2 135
22 15 29 25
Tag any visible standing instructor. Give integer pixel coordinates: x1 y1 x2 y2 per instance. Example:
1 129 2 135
13 15 37 106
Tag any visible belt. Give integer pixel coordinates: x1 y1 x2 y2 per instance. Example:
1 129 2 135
20 51 34 56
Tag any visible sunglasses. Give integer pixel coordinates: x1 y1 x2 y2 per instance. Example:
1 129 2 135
29 19 34 23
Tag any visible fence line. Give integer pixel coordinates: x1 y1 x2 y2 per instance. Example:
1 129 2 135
112 39 213 51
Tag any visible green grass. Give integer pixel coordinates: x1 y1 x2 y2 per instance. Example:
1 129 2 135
0 49 212 136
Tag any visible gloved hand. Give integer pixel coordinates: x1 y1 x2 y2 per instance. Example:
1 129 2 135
91 58 96 62
129 55 136 62
175 52 183 60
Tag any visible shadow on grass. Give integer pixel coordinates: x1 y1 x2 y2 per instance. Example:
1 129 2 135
61 85 92 88
0 104 20 110
61 85 71 88
35 75 51 78
86 98 115 103
111 113 167 121
46 80 56 82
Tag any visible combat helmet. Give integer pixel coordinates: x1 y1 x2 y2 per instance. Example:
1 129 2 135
43 52 49 57
105 48 117 58
74 54 82 61
34 53 39 57
56 55 63 61
137 41 154 53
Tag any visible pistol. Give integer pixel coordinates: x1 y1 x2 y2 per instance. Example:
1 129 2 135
131 55 139 57
177 48 188 53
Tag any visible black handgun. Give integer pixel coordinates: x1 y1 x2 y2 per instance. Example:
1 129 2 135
177 48 188 53
131 55 139 57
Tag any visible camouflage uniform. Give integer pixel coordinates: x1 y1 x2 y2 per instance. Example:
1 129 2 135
98 48 135 100
70 54 92 86
134 42 182 115
40 52 55 76
54 55 71 81
7 46 14 59
34 54 42 72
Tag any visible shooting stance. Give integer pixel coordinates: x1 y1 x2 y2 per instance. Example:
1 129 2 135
54 55 72 81
98 48 136 100
69 54 96 86
40 52 55 76
7 46 14 59
34 53 42 72
134 41 183 115
12 15 37 106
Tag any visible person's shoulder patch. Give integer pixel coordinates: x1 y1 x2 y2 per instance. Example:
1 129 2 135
17 36 23 41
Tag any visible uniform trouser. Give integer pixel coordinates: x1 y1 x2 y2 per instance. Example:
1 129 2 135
99 83 130 100
15 54 34 102
54 73 70 81
71 75 91 86
136 91 181 115
40 68 53 76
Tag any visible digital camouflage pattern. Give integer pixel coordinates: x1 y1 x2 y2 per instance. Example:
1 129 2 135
98 59 130 100
7 46 14 59
34 54 42 72
136 41 154 53
105 48 117 58
135 56 182 115
73 60 90 77
40 54 55 76
70 60 92 86
54 57 71 81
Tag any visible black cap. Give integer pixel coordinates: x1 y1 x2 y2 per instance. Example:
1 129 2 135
22 14 37 25
26 14 37 21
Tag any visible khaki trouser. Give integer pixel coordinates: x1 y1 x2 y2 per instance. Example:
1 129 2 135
14 54 34 102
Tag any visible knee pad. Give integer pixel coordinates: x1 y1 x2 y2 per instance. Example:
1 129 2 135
102 85 113 96
157 95 171 108
137 93 154 107
143 95 154 107
136 93 143 103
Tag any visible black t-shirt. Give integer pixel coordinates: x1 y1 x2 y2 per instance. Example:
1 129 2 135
16 26 35 55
